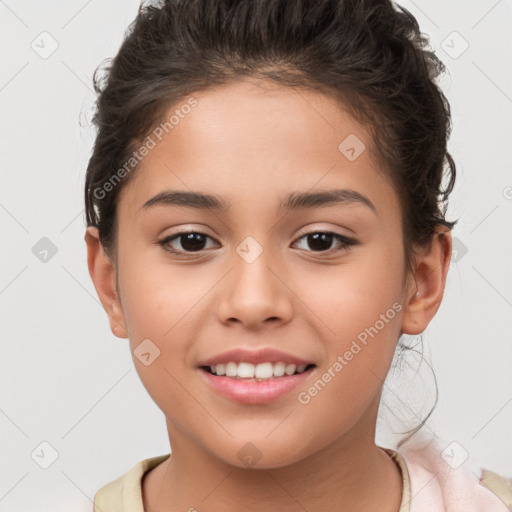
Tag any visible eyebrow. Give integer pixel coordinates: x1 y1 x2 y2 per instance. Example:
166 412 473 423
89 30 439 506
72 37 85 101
141 188 377 215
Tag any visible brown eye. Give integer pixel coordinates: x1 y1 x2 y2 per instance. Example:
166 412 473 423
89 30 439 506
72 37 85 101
158 231 218 254
293 232 357 253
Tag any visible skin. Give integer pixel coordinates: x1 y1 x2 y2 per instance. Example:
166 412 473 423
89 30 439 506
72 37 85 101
85 78 452 511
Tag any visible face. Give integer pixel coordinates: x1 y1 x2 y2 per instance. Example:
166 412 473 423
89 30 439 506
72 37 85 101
90 78 436 468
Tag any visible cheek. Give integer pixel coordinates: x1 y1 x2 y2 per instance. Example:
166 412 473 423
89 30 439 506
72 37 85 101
117 251 210 383
294 247 404 396
298 247 404 339
118 245 205 339
118 262 197 414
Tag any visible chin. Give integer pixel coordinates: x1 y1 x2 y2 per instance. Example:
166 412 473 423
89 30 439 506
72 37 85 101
209 435 310 470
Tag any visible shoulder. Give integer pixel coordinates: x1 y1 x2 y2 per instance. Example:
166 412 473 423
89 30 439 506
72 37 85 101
93 454 170 512
480 468 512 511
392 434 512 512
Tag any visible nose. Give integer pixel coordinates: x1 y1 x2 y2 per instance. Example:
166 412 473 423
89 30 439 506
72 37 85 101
215 243 294 330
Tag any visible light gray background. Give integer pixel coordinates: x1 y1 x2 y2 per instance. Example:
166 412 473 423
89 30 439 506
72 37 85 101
1 1 511 510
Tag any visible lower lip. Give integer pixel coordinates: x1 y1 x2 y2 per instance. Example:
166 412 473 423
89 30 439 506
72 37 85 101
199 367 315 404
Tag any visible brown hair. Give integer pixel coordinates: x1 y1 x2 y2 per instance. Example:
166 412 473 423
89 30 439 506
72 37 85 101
84 0 458 446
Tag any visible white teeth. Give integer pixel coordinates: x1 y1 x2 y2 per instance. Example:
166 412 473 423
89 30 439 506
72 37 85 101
207 361 312 379
285 364 296 375
273 362 286 376
255 362 273 379
225 361 238 377
238 362 255 378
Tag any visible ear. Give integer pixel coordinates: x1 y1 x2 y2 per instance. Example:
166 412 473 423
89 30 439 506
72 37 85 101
84 226 128 338
401 226 452 335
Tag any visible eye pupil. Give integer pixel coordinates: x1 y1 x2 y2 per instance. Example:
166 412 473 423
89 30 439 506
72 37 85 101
308 233 333 251
181 233 206 252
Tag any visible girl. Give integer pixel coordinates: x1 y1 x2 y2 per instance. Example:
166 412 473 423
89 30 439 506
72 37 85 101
84 0 511 510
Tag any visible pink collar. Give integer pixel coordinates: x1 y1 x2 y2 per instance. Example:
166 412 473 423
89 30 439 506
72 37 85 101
384 435 509 512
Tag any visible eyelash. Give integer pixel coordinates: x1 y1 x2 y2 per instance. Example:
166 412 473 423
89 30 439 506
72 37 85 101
157 230 357 256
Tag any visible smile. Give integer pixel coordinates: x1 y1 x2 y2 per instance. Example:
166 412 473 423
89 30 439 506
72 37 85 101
199 363 317 404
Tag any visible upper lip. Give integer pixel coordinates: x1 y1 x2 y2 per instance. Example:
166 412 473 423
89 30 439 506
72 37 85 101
197 347 315 367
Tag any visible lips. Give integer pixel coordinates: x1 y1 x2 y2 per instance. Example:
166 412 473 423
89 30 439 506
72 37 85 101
196 347 315 367
196 347 317 404
199 364 317 404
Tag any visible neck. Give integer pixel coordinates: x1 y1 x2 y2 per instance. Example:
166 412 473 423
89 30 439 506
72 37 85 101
142 414 403 512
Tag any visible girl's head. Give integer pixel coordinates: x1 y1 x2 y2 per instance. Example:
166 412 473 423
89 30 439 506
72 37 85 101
85 0 456 466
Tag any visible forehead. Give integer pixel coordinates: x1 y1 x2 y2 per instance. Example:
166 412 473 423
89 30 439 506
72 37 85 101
118 78 399 222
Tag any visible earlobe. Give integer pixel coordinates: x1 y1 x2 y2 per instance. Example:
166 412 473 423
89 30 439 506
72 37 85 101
401 227 452 335
84 226 128 339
